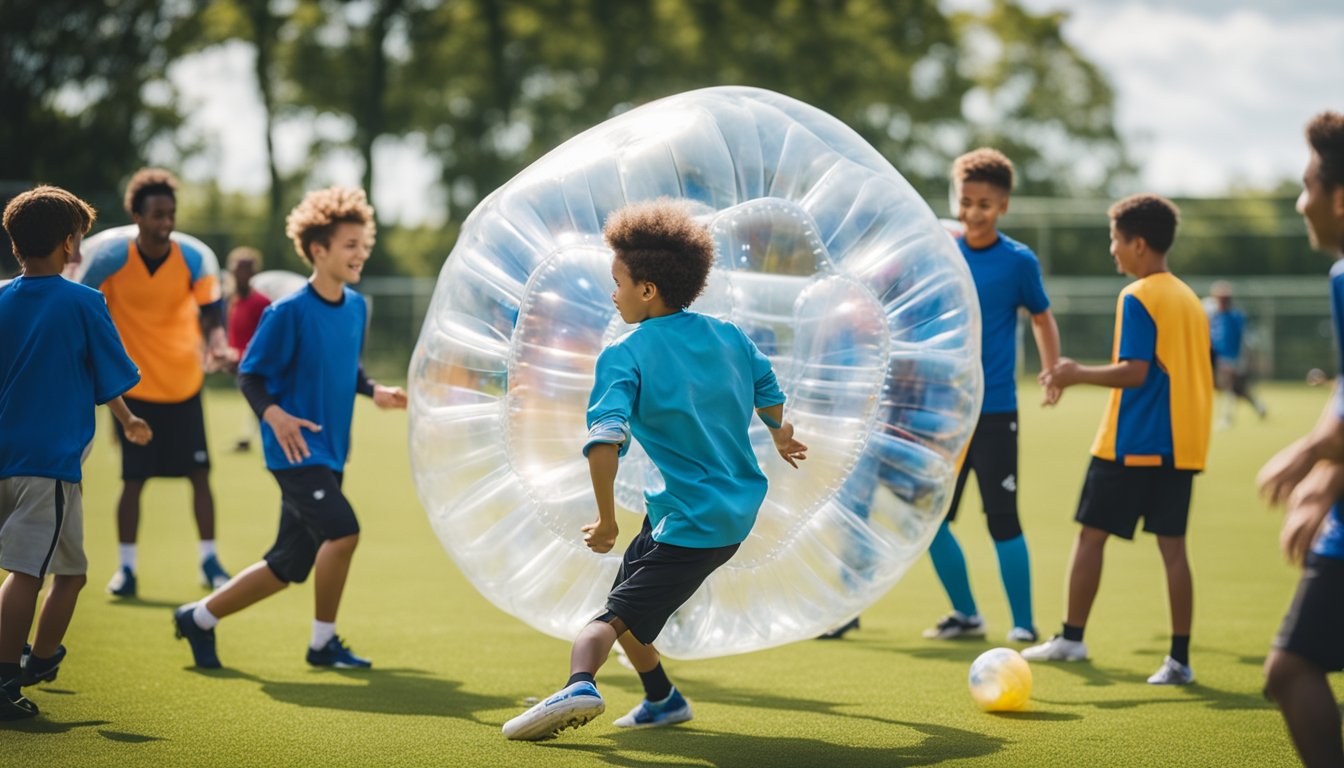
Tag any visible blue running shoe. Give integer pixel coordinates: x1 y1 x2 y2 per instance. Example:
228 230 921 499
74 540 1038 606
0 678 37 720
173 604 221 669
306 636 371 668
18 644 65 687
503 681 605 741
613 687 693 729
107 566 136 597
200 554 230 590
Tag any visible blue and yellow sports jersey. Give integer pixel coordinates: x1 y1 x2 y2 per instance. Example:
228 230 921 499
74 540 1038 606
1090 272 1213 471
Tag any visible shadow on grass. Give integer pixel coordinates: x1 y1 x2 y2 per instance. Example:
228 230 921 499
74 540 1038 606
1 718 110 734
106 596 183 610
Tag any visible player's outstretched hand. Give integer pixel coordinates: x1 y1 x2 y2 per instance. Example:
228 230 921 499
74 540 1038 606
1280 461 1344 564
373 384 408 410
582 519 618 553
1039 358 1078 391
1258 438 1317 506
771 421 808 468
123 416 153 446
1041 385 1062 407
264 405 322 464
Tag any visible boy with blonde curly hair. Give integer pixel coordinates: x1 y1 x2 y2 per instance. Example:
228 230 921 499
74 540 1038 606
172 187 406 670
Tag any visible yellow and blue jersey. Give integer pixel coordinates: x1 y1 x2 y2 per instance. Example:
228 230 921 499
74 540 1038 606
1090 272 1212 471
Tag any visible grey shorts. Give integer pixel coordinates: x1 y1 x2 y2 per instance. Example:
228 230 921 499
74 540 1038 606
0 477 86 577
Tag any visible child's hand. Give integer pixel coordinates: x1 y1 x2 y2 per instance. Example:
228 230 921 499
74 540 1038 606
1258 438 1317 506
1041 385 1062 407
582 519 618 553
771 421 808 468
264 406 322 464
373 384 408 410
1039 358 1078 390
123 416 153 446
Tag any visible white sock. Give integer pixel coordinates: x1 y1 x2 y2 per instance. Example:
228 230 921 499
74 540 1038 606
192 601 219 630
199 540 218 560
119 543 137 570
311 620 336 650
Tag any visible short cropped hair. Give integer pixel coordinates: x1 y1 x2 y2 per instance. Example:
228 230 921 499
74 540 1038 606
226 246 263 270
1108 194 1180 254
3 185 97 261
124 168 179 215
284 187 376 264
1308 111 1344 190
603 200 715 311
952 148 1015 192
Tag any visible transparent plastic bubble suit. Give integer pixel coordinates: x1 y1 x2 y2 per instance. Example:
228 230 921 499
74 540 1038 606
75 224 220 284
250 270 309 301
409 86 982 659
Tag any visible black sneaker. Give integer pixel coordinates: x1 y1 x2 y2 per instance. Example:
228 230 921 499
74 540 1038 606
306 636 371 668
18 645 65 687
921 613 986 640
173 605 221 669
817 617 860 640
0 678 38 720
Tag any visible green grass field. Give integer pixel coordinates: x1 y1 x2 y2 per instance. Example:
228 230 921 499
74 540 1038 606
5 382 1335 766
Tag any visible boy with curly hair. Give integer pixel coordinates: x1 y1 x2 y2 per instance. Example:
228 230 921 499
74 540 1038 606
172 187 406 670
503 200 807 741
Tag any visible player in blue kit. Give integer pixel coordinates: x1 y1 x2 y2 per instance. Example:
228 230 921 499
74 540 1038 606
172 187 405 670
1207 280 1266 427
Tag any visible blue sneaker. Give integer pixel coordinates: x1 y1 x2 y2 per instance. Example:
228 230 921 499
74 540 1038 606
306 636 371 668
173 604 221 669
613 687 693 729
200 554 230 590
502 681 605 741
18 644 65 687
107 566 136 597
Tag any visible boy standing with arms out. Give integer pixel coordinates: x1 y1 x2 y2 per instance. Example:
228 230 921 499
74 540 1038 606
81 168 232 597
1026 194 1212 685
1258 111 1344 768
503 201 807 741
919 148 1061 644
172 187 406 670
0 186 151 718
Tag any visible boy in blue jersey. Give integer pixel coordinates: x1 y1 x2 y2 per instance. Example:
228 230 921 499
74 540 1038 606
1258 111 1344 767
1027 194 1212 686
1207 281 1266 427
914 148 1060 645
503 200 807 741
0 186 151 719
172 187 406 670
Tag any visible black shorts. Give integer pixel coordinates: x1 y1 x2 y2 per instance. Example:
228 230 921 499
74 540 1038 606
263 466 360 584
1074 457 1195 539
1273 553 1344 672
116 392 210 480
605 518 739 645
947 411 1018 521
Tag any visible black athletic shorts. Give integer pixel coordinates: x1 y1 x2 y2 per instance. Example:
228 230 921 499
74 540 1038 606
116 392 211 480
1074 457 1195 539
263 465 360 584
947 411 1019 522
605 518 739 645
1273 552 1344 672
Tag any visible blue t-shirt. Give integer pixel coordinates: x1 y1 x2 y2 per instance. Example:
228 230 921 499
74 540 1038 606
239 284 366 472
584 311 786 548
1314 261 1344 559
0 275 140 482
1209 308 1246 363
958 233 1051 414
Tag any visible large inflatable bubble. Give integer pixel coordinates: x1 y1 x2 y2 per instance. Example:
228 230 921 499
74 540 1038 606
75 225 220 284
250 270 309 301
409 86 982 659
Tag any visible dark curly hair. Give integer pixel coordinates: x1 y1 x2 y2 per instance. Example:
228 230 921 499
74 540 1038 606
285 186 376 264
603 200 714 310
1108 193 1180 254
952 148 1014 192
123 168 179 215
1308 111 1344 190
3 185 97 261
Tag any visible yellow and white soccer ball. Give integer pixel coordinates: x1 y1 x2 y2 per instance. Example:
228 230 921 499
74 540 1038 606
968 647 1032 712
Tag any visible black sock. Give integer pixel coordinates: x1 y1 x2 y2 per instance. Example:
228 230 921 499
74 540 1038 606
1170 635 1190 666
1062 623 1085 642
0 662 19 683
566 671 595 687
638 663 673 702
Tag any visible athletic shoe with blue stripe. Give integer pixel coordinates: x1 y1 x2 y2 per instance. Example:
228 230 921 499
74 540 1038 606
306 636 372 668
200 555 231 590
503 681 605 741
173 604 221 669
613 687 693 729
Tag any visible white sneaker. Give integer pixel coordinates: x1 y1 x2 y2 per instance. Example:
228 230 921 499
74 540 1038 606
1006 626 1038 643
1021 635 1088 661
921 613 985 640
502 681 605 741
1147 656 1194 685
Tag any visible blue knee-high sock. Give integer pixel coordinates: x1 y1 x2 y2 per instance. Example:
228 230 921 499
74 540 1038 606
928 520 978 617
994 534 1033 630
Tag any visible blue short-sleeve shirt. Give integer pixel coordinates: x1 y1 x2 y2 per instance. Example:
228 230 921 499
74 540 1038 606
1314 261 1344 560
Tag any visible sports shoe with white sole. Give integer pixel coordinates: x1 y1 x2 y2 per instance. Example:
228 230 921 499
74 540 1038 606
200 554 231 590
613 687 693 729
1147 655 1194 685
107 566 136 597
1021 635 1088 661
1006 626 1039 643
503 681 605 741
922 613 985 640
306 636 372 669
